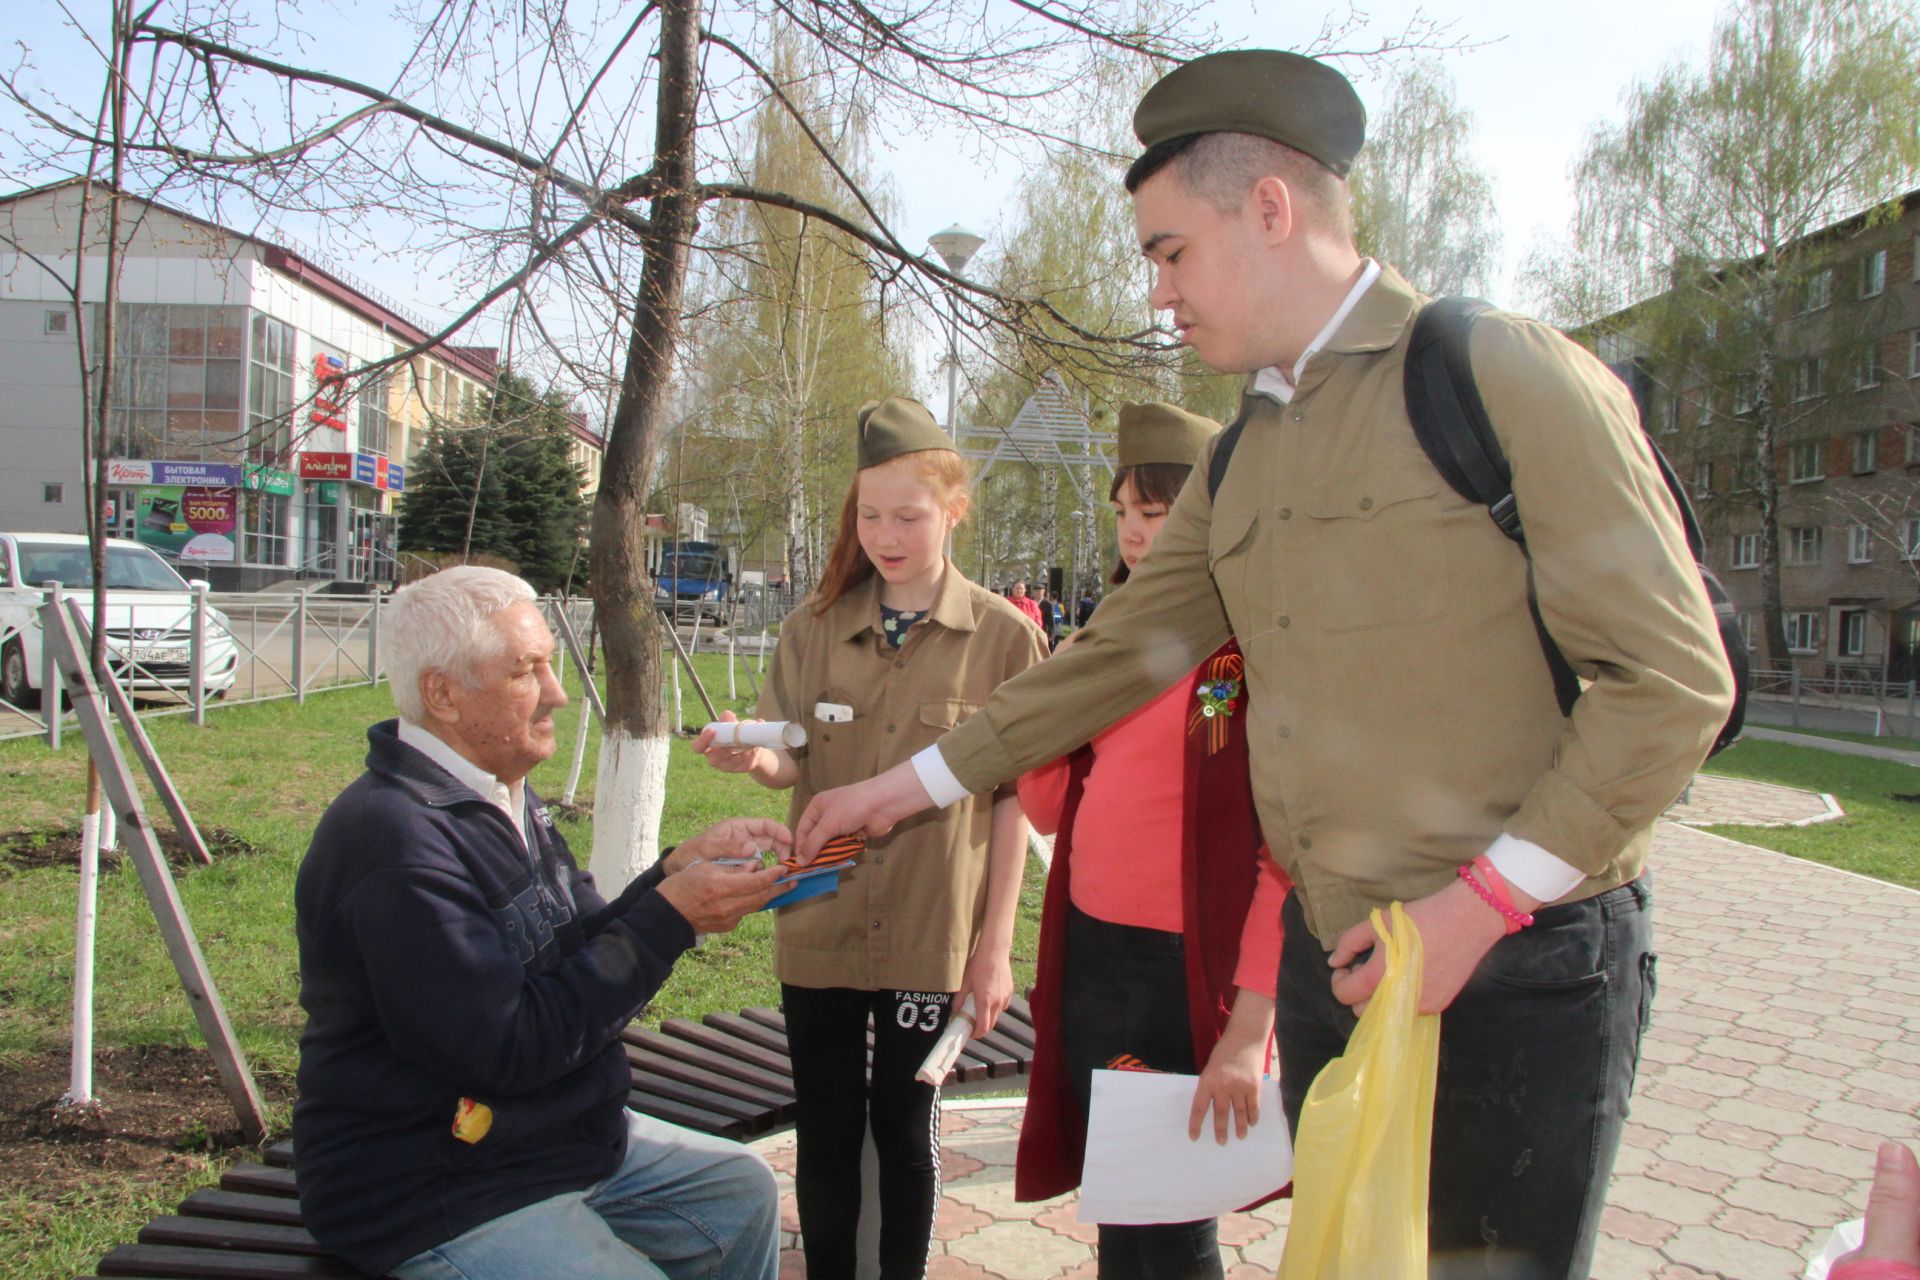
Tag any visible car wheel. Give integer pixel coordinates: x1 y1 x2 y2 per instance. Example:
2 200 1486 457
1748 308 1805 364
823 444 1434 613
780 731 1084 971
2 638 40 709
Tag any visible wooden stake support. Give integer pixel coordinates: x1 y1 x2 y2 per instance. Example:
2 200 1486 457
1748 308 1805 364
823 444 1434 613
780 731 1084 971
39 596 267 1142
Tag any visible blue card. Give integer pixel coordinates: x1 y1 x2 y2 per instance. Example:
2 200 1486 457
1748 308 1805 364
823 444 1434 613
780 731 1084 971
761 862 851 911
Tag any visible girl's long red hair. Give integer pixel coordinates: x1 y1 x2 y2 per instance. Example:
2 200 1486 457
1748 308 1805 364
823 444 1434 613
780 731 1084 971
811 450 971 614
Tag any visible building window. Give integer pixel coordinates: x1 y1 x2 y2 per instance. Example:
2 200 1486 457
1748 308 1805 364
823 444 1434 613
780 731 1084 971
1848 523 1872 564
108 303 247 461
1692 460 1713 499
357 370 392 457
44 309 69 336
1732 532 1760 569
1696 389 1713 426
1788 439 1825 483
1738 611 1756 652
248 313 296 465
1786 611 1820 654
1861 248 1887 299
243 492 291 567
1803 269 1832 313
1855 346 1882 391
1786 525 1823 565
42 483 63 504
1733 374 1757 415
1792 356 1823 402
1852 429 1878 474
1661 396 1681 435
1909 425 1920 465
1839 611 1867 658
1909 330 1920 379
1905 516 1920 560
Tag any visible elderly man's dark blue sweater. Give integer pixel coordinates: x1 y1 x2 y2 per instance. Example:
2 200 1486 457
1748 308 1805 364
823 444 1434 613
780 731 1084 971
292 720 694 1276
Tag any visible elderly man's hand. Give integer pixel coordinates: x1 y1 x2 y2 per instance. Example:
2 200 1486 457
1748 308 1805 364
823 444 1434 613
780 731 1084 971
656 860 786 934
676 817 794 866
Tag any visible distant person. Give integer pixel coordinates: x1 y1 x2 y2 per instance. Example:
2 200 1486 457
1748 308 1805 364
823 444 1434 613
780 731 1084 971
293 565 785 1280
1015 403 1291 1279
1075 590 1097 629
794 49 1735 1280
1032 583 1066 648
692 398 1046 1280
1008 579 1045 632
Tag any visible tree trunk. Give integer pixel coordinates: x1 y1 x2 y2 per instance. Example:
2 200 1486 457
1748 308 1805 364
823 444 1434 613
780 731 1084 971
588 0 701 890
1754 353 1791 669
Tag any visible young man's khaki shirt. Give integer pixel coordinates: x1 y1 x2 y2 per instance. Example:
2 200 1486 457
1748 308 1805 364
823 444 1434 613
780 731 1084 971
760 566 1047 990
937 267 1735 944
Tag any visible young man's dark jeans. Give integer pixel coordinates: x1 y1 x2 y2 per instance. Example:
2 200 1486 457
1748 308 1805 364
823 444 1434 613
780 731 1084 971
1276 878 1655 1280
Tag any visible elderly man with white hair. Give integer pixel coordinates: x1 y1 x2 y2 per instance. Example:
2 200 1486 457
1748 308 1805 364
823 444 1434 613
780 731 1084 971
292 566 787 1280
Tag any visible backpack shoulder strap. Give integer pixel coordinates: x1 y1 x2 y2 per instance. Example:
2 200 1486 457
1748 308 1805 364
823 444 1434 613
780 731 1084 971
1405 295 1581 715
1205 403 1253 503
1403 297 1524 540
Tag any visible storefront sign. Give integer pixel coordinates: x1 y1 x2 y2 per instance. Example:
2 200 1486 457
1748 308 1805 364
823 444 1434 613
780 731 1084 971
317 482 341 504
311 353 349 431
299 452 354 480
134 486 237 562
386 463 405 492
107 459 243 487
245 465 295 496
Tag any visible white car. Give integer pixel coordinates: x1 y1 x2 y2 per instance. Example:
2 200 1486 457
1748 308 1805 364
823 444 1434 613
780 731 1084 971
0 533 241 707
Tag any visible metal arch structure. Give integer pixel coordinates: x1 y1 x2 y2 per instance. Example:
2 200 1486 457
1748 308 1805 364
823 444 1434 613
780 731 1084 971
958 370 1116 507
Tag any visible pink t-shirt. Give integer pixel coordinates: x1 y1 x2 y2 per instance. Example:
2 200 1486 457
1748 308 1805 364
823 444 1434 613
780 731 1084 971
1018 668 1288 998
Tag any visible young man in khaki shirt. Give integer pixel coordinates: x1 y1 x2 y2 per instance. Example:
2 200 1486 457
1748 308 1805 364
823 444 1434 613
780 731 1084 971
797 50 1734 1280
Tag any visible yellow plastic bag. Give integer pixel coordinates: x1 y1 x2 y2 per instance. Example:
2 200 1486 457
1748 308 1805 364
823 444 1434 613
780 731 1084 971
1278 902 1440 1280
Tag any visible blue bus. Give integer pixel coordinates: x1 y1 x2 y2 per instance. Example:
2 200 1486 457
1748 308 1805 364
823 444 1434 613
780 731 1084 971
652 540 736 622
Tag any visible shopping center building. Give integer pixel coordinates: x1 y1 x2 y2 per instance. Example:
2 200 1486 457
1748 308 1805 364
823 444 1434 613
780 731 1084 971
0 179 499 589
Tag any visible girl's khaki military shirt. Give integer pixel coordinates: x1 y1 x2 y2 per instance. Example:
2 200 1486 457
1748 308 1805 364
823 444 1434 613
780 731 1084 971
758 565 1047 991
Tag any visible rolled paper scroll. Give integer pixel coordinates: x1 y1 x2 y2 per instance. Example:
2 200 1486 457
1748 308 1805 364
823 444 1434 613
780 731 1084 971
704 719 808 750
915 993 977 1085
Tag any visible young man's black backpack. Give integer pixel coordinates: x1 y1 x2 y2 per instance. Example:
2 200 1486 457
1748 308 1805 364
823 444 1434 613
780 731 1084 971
1206 296 1748 756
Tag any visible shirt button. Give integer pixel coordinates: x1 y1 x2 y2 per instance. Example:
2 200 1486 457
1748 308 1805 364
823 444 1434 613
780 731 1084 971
1278 507 1292 520
886 724 896 734
1277 725 1291 739
1277 615 1290 629
1290 411 1303 422
1359 497 1374 511
895 659 906 669
1298 834 1313 851
871 920 883 931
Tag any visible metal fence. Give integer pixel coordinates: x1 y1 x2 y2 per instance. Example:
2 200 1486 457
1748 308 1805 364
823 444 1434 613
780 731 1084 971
0 583 793 745
1748 666 1920 740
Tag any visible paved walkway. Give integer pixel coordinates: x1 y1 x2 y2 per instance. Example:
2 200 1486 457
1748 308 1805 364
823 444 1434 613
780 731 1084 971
1744 725 1920 768
754 774 1920 1279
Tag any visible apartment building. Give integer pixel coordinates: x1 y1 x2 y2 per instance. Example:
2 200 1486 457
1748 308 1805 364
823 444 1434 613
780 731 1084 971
1592 192 1920 685
0 180 494 589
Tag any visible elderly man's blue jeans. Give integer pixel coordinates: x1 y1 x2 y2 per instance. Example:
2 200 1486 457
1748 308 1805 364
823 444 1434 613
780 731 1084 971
390 1111 780 1280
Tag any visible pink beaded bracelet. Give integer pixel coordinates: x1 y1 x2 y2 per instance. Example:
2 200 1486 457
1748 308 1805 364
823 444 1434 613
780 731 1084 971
1458 861 1534 934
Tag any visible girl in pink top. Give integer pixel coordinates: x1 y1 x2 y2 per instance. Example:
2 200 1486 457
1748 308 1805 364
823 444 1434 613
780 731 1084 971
1014 403 1290 1280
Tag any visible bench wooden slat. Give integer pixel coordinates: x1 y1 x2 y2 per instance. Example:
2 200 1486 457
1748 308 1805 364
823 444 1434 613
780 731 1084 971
627 1088 749 1140
179 1190 310 1228
995 998 1037 1050
738 1006 785 1035
219 1164 299 1198
626 1048 795 1115
96 1242 359 1277
700 1011 789 1056
624 1030 795 1095
139 1217 326 1257
973 1026 1033 1074
660 1019 794 1079
627 1070 777 1130
261 1139 296 1170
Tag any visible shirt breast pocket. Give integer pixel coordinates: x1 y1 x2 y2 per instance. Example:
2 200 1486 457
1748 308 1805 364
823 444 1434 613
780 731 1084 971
1302 465 1448 633
804 687 864 787
915 698 982 754
1207 502 1270 641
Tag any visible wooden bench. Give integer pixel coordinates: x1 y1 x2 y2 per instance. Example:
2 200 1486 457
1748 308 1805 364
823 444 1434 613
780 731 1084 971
80 999 1038 1279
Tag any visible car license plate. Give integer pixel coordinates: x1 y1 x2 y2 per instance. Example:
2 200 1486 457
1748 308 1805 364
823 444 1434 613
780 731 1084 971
132 646 189 665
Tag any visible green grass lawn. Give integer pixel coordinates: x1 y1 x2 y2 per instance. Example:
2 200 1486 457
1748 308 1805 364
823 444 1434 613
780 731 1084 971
0 650 1042 1280
1700 738 1920 888
1747 722 1920 750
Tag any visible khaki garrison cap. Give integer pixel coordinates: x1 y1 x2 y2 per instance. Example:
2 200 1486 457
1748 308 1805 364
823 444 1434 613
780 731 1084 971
856 396 954 469
1116 402 1221 469
1131 49 1367 178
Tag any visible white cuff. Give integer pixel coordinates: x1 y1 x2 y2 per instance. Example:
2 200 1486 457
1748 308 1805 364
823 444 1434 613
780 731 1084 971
910 745 970 809
1484 832 1586 904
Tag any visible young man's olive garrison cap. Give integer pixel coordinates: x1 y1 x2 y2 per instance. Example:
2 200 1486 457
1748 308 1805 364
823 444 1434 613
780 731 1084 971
856 396 954 469
1131 49 1366 178
1115 402 1221 469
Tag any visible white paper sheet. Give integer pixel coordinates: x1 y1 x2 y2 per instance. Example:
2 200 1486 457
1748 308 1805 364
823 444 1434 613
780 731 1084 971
1077 1069 1292 1225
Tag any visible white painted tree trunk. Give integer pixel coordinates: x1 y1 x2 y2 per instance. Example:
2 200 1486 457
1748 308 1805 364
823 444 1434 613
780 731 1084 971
63 807 101 1107
587 728 670 891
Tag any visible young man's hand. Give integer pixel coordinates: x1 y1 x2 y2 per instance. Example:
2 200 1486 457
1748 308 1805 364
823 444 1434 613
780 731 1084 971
1327 876 1527 1016
794 762 933 862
